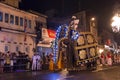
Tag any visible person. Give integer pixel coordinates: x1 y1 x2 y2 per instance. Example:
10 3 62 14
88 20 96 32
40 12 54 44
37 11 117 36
101 52 105 65
48 53 54 71
69 16 79 40
107 51 112 66
70 16 79 31
42 52 50 70
4 53 11 72
36 54 41 70
32 53 37 71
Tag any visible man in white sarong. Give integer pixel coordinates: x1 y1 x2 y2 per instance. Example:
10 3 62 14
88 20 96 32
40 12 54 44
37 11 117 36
32 54 37 71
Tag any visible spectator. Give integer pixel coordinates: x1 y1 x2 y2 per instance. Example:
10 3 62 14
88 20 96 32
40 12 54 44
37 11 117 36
32 53 37 71
4 53 11 72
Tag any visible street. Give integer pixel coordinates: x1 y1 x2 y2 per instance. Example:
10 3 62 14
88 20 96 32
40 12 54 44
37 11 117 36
0 65 120 80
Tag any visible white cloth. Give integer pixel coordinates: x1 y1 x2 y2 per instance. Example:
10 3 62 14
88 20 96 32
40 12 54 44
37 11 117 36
32 55 37 70
32 55 41 70
107 58 112 65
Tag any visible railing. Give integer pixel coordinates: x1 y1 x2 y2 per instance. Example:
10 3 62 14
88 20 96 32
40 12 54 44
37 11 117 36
0 58 31 73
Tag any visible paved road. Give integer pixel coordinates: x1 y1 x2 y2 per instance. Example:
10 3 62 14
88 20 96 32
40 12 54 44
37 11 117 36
0 65 120 80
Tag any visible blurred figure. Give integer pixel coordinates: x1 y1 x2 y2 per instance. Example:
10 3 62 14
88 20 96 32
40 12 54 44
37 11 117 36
36 53 41 70
32 53 37 71
4 53 11 72
107 51 112 66
101 52 105 65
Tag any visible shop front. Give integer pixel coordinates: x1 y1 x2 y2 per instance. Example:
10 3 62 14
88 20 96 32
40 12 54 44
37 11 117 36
37 28 55 56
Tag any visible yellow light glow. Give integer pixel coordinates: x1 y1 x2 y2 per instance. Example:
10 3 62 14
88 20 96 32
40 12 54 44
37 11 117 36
91 17 95 21
111 15 120 32
99 48 104 54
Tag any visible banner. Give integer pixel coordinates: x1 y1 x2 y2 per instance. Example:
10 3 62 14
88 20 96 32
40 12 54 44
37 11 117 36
42 28 56 39
41 28 56 44
47 29 56 38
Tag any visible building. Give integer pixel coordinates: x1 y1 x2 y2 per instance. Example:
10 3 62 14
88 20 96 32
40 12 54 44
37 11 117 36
0 0 21 8
37 28 56 55
73 11 98 39
0 1 47 58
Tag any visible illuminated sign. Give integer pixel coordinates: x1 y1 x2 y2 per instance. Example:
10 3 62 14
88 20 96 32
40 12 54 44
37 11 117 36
47 29 56 38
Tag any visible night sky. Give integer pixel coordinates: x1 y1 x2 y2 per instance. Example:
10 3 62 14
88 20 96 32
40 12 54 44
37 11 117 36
19 0 120 47
20 0 117 31
20 0 115 14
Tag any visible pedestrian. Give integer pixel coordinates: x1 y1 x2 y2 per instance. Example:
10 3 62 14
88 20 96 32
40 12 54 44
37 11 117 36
32 53 37 71
36 54 41 70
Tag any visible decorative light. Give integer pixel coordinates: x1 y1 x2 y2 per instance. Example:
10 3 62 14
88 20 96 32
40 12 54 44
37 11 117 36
52 23 80 61
99 48 104 54
52 25 68 62
111 14 120 32
91 17 95 21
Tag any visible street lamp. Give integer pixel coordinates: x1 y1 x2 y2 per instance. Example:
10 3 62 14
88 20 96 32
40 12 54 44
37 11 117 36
91 17 95 21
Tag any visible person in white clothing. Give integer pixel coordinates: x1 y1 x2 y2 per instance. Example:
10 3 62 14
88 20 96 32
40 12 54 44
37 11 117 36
32 54 37 71
36 54 41 70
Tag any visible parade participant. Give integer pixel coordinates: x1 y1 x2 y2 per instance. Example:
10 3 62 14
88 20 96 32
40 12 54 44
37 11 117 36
113 54 117 64
49 53 54 71
118 54 120 63
107 51 112 65
49 58 54 71
101 52 105 65
95 57 103 71
69 16 79 39
70 16 79 31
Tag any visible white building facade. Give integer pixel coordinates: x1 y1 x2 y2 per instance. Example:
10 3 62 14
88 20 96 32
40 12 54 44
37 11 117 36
0 2 47 58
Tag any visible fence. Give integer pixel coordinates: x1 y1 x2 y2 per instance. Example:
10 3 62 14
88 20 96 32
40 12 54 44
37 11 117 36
0 58 31 73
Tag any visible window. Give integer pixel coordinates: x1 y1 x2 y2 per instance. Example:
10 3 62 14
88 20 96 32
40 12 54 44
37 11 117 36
5 13 9 23
5 45 9 52
16 46 20 52
15 16 19 25
10 15 14 24
26 46 30 53
20 17 23 26
0 12 3 22
28 20 31 28
24 19 27 27
24 19 27 31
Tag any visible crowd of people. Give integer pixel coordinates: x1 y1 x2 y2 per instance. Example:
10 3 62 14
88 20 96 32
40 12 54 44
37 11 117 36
0 51 31 73
1 48 120 73
0 51 54 73
31 52 54 71
100 50 120 66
